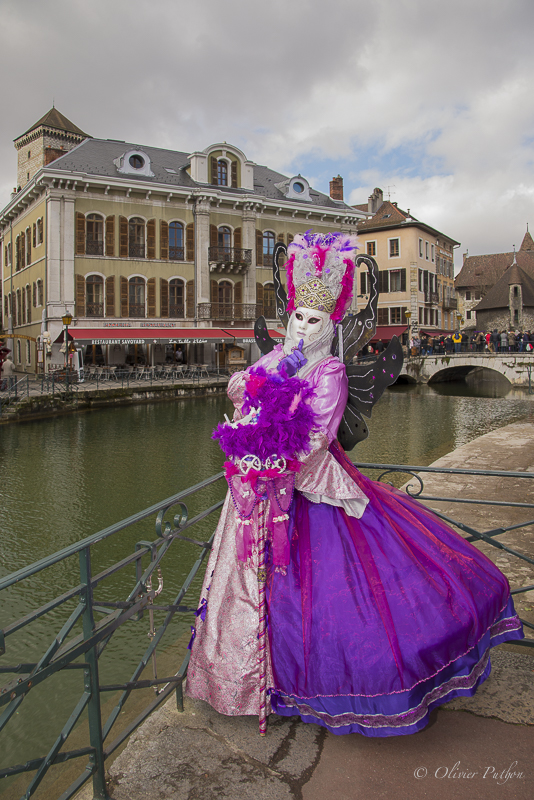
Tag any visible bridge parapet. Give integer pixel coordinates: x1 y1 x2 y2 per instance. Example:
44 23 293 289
400 353 534 386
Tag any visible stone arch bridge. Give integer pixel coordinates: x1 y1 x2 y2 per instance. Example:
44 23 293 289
399 353 534 386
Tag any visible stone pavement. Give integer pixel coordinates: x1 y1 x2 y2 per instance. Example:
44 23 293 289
75 423 534 800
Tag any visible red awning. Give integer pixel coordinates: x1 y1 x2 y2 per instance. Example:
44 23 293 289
54 330 74 344
370 325 408 342
221 327 285 343
68 327 237 345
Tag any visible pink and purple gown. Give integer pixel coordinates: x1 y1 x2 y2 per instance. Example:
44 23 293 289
186 346 523 736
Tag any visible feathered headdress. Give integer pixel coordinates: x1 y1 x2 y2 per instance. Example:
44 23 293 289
285 231 359 323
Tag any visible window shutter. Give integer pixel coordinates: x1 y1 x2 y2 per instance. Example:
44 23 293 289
186 279 195 317
33 223 36 248
106 276 115 316
360 271 367 295
160 220 168 260
210 224 218 248
4 246 7 266
186 223 194 261
160 278 169 317
120 276 128 317
378 270 389 293
210 280 218 303
75 212 85 255
147 219 156 259
147 277 156 317
21 231 25 266
287 233 294 244
33 282 36 307
256 229 263 266
119 216 128 258
234 227 242 250
277 232 284 243
211 157 218 185
22 288 26 323
401 268 406 292
105 216 115 257
75 274 85 316
231 160 238 188
256 282 264 306
234 281 242 304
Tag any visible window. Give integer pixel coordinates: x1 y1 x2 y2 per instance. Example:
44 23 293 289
425 241 429 260
37 218 44 245
129 277 145 317
418 269 423 292
366 241 376 256
129 154 145 170
262 282 276 318
28 150 31 160
390 307 402 324
292 182 304 193
360 271 368 296
389 269 406 292
419 238 423 258
26 228 31 266
37 279 43 306
169 279 185 317
214 280 233 316
377 308 389 325
475 290 482 300
86 275 104 317
128 218 145 258
431 244 435 263
389 238 400 257
86 214 104 255
169 222 184 261
26 340 31 364
514 309 519 324
263 231 275 266
218 226 232 257
465 291 471 300
26 285 31 323
466 310 472 320
217 160 228 186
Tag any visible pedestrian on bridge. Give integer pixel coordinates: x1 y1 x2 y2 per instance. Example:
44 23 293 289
500 330 508 353
452 331 462 353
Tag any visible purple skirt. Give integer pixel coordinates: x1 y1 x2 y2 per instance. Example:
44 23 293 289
266 443 523 736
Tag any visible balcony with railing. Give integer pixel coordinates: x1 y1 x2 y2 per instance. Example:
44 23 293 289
86 302 104 318
85 240 104 256
424 291 439 304
129 303 145 318
129 243 145 259
169 246 184 261
208 247 252 274
443 296 458 310
169 304 185 318
198 303 261 321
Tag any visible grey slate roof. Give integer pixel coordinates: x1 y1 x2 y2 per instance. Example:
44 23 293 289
19 108 88 139
455 231 534 289
44 138 355 210
474 263 534 311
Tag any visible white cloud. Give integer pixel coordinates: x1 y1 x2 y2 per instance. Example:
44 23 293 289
1 0 533 263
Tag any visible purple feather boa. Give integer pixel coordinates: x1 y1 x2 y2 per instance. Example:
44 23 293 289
213 367 318 464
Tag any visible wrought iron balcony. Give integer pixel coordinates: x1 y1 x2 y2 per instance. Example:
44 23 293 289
208 247 252 270
424 291 439 304
129 243 145 259
198 303 261 321
443 296 458 310
86 302 104 317
169 246 184 261
85 240 104 256
129 303 145 318
169 304 185 318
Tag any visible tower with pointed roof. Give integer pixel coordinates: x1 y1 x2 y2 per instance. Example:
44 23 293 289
14 108 88 190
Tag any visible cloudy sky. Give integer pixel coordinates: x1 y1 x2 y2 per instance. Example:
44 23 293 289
1 0 533 269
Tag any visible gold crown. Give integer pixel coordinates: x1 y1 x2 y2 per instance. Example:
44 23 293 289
294 279 336 313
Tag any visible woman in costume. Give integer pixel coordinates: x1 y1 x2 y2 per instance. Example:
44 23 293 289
186 232 523 737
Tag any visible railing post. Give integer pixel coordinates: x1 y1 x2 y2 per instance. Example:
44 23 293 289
79 546 110 800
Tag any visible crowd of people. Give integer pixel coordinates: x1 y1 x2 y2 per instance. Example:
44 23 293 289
407 330 534 356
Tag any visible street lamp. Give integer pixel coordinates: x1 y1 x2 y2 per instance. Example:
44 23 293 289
62 313 72 369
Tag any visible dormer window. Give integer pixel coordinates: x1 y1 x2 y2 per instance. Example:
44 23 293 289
129 154 145 170
275 175 312 202
293 181 305 194
217 160 228 186
114 149 154 177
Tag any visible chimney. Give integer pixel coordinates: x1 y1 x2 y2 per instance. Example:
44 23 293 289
368 187 384 214
329 175 344 201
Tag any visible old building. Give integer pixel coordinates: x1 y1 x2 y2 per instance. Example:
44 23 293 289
1 109 364 372
454 230 534 328
473 255 534 332
352 189 459 341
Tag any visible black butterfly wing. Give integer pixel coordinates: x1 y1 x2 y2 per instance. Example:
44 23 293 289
337 336 404 451
254 241 289 354
254 316 277 355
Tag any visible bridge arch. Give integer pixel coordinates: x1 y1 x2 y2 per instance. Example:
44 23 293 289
427 364 511 385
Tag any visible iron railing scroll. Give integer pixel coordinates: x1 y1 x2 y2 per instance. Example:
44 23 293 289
0 473 225 800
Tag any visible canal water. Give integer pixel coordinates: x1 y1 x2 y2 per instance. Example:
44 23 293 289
1 371 534 790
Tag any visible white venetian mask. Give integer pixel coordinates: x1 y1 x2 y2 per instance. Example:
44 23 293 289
287 308 330 348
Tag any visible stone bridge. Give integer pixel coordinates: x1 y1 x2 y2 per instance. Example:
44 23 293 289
399 352 534 386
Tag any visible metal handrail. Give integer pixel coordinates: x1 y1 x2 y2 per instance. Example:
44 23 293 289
1 462 533 799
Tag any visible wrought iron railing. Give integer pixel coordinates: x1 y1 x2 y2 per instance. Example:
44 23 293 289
169 246 184 261
443 296 458 310
128 303 145 318
128 243 145 259
169 304 185 318
86 302 104 317
1 462 532 799
424 291 439 304
198 302 261 320
86 241 104 256
208 247 252 266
